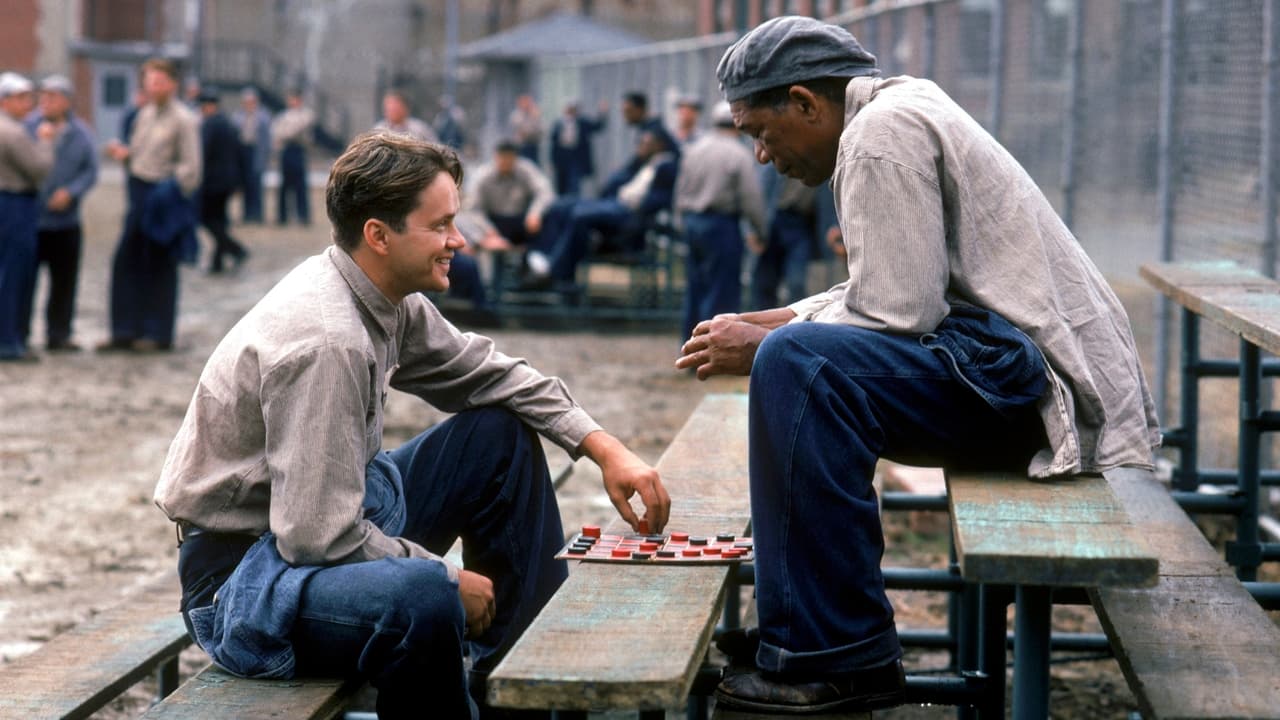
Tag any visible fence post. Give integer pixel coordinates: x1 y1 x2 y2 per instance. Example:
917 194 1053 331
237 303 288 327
922 2 936 80
987 0 1007 139
1263 0 1280 278
1060 0 1085 230
1155 0 1181 422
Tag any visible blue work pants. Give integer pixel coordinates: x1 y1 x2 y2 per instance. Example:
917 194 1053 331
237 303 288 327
109 177 179 347
681 211 743 341
751 209 812 310
0 191 38 357
747 308 1048 675
179 407 567 719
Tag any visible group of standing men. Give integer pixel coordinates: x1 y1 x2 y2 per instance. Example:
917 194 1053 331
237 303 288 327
0 56 317 361
0 72 95 361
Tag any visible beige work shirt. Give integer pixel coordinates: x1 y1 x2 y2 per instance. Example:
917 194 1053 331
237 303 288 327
271 106 315 151
789 76 1160 477
156 246 602 576
0 113 52 193
674 130 768 237
127 100 201 194
465 156 555 220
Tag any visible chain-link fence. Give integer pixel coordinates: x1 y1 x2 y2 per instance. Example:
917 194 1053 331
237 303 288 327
533 0 1280 471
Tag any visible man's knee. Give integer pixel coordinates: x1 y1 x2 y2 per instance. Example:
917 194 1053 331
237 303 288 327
376 558 466 637
754 323 818 377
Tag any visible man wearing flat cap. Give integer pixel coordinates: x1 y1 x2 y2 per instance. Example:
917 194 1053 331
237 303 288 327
676 15 1159 714
0 72 55 362
25 75 98 353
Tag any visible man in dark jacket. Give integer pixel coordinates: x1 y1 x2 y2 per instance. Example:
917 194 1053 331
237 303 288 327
548 99 607 197
197 91 247 273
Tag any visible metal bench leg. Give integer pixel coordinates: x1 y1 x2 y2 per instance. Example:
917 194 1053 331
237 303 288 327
1012 586 1052 720
1233 340 1263 581
155 655 180 701
977 585 1010 720
639 710 665 720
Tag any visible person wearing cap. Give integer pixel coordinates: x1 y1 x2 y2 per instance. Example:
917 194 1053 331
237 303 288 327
524 126 678 291
22 75 98 353
549 98 608 197
232 87 271 224
673 101 765 343
197 90 249 274
677 15 1159 714
0 72 55 362
673 94 704 147
102 57 202 354
271 89 314 226
155 131 668 718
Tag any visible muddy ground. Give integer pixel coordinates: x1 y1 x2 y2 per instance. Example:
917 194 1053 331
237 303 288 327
0 172 1186 718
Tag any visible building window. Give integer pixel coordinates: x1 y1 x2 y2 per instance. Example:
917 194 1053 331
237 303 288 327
1032 0 1072 79
960 0 994 77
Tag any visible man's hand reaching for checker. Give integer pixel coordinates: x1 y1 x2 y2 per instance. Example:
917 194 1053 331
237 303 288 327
578 431 670 534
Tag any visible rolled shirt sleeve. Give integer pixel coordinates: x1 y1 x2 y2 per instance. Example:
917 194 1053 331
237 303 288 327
391 296 602 456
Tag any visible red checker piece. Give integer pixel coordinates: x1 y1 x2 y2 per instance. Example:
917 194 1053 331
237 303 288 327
581 525 601 538
722 549 746 559
640 542 660 552
681 548 702 558
611 548 631 559
703 546 722 555
670 532 690 542
637 519 650 534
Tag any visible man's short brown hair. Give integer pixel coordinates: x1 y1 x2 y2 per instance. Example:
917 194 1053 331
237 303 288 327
326 131 464 251
141 57 179 80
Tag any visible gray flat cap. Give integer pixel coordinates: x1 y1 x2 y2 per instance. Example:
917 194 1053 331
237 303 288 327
0 72 34 99
39 74 73 95
717 16 878 103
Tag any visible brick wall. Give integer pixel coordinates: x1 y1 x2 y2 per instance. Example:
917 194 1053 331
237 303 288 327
0 0 40 74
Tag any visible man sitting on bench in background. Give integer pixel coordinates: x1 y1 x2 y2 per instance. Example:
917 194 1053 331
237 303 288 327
155 131 670 720
464 139 556 273
675 16 1160 715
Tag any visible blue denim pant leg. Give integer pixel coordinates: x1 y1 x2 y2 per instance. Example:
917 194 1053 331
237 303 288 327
446 252 489 309
750 210 812 310
747 319 1047 676
288 407 567 719
549 199 629 282
682 212 744 341
0 192 38 356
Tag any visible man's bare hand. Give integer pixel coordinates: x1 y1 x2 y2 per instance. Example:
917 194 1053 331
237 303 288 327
457 569 495 639
579 431 670 533
746 233 765 255
46 188 72 212
675 308 796 379
105 140 129 162
524 211 542 235
36 121 56 142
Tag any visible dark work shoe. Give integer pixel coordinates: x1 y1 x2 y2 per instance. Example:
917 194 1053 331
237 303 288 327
714 660 906 715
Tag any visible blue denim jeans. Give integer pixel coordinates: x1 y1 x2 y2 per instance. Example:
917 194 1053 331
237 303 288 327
109 177 179 346
682 211 744 342
750 209 812 310
747 307 1047 675
179 407 567 719
0 191 39 357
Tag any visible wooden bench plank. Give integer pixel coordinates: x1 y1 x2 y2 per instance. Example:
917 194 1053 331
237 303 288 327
1090 467 1280 720
0 573 190 720
487 393 751 711
139 665 361 720
947 472 1158 587
1142 261 1280 355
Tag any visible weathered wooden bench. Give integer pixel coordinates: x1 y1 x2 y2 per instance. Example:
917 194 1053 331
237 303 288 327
1091 467 1280 719
487 393 750 717
948 469 1160 719
0 572 191 720
1141 260 1280 580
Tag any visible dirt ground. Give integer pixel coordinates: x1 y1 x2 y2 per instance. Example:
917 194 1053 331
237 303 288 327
0 171 1210 718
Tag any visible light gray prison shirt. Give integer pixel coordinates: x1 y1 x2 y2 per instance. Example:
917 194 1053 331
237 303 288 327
0 113 52 193
788 76 1160 478
127 100 201 195
465 156 555 220
674 130 768 238
156 246 602 576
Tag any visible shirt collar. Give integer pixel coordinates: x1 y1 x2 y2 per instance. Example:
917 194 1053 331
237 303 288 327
844 75 879 126
327 245 400 339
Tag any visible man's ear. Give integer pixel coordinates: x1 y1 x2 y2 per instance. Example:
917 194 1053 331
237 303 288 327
788 85 824 123
362 218 392 257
